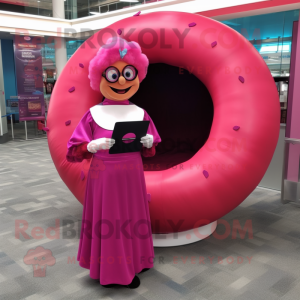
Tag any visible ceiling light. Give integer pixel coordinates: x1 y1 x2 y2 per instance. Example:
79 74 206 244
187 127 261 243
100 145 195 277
260 45 290 53
222 21 240 26
10 32 44 37
10 32 26 35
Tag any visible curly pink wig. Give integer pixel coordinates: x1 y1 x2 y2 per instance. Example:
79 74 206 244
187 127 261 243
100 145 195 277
88 37 149 91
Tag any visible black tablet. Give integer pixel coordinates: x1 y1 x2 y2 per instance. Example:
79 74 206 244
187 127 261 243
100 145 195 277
109 121 150 154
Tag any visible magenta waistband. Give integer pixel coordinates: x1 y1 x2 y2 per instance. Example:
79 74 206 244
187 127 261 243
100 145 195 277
93 151 141 161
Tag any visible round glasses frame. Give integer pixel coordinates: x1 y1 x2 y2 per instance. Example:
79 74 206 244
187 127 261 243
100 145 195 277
102 65 139 83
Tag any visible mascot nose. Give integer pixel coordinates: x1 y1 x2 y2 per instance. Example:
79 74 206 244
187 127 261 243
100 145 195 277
118 76 126 85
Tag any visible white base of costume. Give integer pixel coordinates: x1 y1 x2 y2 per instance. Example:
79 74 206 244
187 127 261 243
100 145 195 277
152 221 217 247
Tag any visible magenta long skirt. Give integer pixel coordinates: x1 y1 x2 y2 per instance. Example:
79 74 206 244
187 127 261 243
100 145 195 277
77 151 154 285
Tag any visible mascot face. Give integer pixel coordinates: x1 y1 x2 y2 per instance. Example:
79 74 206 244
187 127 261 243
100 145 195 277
100 61 140 101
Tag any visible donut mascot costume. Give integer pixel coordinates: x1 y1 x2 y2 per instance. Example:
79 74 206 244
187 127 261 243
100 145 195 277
66 37 161 288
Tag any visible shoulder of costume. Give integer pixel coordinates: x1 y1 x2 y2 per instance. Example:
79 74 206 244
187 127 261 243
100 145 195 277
89 102 145 130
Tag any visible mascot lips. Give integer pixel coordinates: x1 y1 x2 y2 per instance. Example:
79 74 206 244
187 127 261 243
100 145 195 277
110 86 132 94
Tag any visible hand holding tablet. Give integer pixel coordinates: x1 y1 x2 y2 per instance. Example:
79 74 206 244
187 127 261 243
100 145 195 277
87 138 116 153
140 134 153 149
109 121 150 154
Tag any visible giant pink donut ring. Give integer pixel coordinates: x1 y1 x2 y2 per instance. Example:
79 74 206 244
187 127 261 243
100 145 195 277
47 12 280 233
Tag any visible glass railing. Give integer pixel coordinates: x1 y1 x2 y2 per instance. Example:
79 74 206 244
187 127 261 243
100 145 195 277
0 0 54 18
0 0 163 19
68 0 164 19
221 9 299 78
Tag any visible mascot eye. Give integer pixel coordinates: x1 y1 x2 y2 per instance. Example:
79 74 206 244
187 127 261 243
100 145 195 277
42 257 46 260
123 66 137 81
105 67 119 83
34 257 37 260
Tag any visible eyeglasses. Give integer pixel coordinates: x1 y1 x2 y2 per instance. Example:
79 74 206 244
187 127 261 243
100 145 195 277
102 65 138 83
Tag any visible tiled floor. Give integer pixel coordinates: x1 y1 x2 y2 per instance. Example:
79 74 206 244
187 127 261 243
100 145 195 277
1 138 300 300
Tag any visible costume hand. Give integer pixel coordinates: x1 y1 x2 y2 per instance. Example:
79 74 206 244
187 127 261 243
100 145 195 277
87 138 115 153
140 134 153 149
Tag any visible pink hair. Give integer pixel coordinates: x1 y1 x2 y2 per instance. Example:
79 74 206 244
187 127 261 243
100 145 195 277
88 37 149 91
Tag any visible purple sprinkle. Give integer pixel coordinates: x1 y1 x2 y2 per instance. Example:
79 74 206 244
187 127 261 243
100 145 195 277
80 171 85 181
189 22 196 27
211 41 217 48
117 29 122 35
239 76 245 83
133 11 141 16
65 120 71 126
233 126 240 131
42 127 49 132
203 170 209 179
79 63 84 68
68 86 75 93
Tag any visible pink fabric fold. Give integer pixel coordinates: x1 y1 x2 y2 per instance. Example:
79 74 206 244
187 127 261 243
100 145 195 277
66 98 161 285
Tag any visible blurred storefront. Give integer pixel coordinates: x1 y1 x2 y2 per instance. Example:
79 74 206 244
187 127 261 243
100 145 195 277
221 9 299 125
221 9 300 190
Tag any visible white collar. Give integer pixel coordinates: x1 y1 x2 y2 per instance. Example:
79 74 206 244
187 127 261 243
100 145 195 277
90 103 144 130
